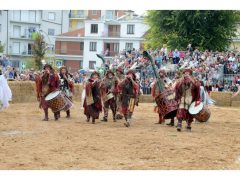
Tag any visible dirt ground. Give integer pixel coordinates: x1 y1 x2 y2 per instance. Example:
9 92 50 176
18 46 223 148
0 102 240 170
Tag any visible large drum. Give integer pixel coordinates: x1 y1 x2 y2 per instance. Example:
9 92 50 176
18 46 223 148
189 102 211 122
155 89 179 119
45 91 73 113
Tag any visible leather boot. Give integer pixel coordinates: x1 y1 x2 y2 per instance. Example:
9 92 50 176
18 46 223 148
167 118 175 126
86 115 90 122
92 118 95 124
124 116 130 127
43 109 49 121
177 119 182 132
157 114 165 124
54 112 60 121
66 110 70 119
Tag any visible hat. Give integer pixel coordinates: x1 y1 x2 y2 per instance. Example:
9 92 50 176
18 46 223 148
90 71 100 78
59 66 68 73
183 68 193 75
43 64 53 70
105 70 115 77
126 69 136 80
116 67 124 74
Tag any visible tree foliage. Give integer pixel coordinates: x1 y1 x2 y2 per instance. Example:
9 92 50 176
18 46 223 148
32 33 47 70
145 10 240 51
0 42 4 53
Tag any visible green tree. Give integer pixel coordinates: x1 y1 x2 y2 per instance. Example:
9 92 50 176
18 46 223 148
0 42 4 53
32 33 47 70
145 10 240 51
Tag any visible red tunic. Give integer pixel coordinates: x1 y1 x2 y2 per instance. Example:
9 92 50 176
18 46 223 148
175 78 200 121
35 73 60 109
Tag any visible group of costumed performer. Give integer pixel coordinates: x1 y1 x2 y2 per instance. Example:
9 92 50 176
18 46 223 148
82 68 139 127
0 69 12 112
35 64 74 121
152 67 214 131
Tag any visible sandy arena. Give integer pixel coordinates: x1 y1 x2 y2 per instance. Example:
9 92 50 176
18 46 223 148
0 102 240 170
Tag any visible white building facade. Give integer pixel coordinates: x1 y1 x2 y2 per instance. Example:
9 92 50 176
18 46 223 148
55 13 149 71
0 10 69 68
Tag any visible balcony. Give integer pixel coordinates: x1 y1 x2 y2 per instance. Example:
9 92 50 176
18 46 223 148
55 49 84 56
103 50 119 57
108 32 120 37
69 13 86 19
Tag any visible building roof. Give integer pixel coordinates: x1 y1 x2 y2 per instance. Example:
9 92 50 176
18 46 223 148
59 28 85 37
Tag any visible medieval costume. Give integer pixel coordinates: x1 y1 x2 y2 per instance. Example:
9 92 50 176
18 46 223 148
118 70 139 127
0 70 12 112
115 67 125 119
175 69 201 131
35 64 60 121
152 69 175 125
100 70 118 122
83 71 102 124
59 66 74 118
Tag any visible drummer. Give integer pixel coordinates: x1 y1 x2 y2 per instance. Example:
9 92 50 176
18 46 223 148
100 70 118 122
152 69 175 125
175 69 201 131
35 64 60 121
59 66 74 119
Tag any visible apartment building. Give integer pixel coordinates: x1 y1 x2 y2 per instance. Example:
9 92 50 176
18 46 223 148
69 10 128 31
0 10 69 68
55 11 149 72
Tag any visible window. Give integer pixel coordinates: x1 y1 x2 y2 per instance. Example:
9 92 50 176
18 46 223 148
13 42 20 54
48 12 55 21
13 11 20 21
0 24 1 32
89 42 97 51
113 43 119 52
125 43 133 50
0 11 2 15
89 61 96 69
91 24 98 34
91 10 97 15
61 42 67 54
48 29 55 36
77 10 84 16
106 10 114 19
127 24 135 34
21 10 28 22
80 60 83 69
29 11 36 22
80 42 84 51
13 25 21 38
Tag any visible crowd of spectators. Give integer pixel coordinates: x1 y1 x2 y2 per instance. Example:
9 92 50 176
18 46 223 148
2 44 240 94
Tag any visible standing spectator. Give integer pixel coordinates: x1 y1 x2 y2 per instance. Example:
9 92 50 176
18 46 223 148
228 53 236 62
173 49 180 64
187 43 193 56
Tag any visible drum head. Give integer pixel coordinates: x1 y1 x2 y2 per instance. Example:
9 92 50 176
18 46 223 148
189 102 204 115
45 91 61 101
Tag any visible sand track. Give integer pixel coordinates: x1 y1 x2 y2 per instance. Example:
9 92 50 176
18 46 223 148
0 102 240 170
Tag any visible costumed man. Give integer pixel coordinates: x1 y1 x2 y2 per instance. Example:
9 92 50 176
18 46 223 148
115 67 125 119
100 70 118 122
59 66 74 118
83 71 102 124
175 69 201 131
118 70 139 127
0 69 12 112
152 69 175 125
35 64 60 121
